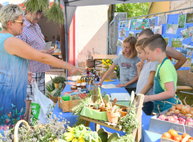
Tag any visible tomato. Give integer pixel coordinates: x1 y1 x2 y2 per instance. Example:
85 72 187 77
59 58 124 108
162 132 172 139
168 129 178 137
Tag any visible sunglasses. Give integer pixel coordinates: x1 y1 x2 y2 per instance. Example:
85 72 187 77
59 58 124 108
14 20 24 25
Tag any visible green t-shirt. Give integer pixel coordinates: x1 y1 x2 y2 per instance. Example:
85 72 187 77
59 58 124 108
155 59 177 90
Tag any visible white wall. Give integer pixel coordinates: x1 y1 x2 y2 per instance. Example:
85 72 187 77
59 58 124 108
170 0 193 13
75 5 109 66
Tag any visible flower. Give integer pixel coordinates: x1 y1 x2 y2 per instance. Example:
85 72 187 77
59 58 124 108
102 59 120 78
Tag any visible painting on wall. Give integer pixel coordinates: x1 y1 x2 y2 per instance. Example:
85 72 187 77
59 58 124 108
158 15 167 25
178 14 186 28
186 13 193 23
166 24 178 34
171 38 183 48
149 17 157 27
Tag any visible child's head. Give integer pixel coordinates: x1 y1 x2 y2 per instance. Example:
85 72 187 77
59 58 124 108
138 28 154 41
135 38 148 61
122 36 137 58
143 34 167 61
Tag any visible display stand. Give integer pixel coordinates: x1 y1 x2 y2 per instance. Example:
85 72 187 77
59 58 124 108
80 94 144 142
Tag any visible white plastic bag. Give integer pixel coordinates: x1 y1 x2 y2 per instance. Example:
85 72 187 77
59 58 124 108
31 81 54 124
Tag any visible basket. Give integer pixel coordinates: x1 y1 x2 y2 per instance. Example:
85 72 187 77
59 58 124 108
58 97 80 112
14 120 31 142
48 95 58 103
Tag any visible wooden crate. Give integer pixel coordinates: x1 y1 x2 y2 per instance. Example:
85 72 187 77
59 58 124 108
80 93 144 142
58 97 80 112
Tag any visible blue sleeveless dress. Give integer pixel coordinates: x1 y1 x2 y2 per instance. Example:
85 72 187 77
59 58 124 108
0 33 28 126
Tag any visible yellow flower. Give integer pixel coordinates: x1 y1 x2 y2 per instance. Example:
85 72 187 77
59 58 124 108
64 132 74 141
78 137 85 142
72 138 79 142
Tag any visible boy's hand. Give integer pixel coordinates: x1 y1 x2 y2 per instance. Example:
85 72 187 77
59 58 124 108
97 82 103 86
136 61 144 72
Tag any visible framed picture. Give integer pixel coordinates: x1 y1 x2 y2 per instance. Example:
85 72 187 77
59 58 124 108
178 14 186 28
171 38 183 48
181 28 189 38
158 15 167 25
166 24 178 34
186 13 193 23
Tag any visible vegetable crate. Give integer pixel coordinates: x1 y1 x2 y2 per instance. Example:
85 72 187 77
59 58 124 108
149 116 193 136
58 97 80 112
80 93 144 142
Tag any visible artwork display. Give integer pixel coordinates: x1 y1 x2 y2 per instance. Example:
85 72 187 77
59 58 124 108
118 12 193 71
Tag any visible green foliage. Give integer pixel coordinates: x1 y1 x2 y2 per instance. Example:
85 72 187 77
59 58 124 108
118 105 138 134
25 0 49 12
115 3 150 18
51 76 66 84
97 128 108 142
45 2 64 24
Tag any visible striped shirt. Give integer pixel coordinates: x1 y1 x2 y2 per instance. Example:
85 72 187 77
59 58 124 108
17 18 50 73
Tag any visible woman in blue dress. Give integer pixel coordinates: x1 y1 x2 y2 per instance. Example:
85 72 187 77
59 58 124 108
0 4 81 127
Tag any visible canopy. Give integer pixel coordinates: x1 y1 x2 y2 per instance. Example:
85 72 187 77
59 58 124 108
60 0 179 63
62 0 178 7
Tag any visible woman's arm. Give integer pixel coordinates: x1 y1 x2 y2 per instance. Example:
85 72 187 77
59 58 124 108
144 81 176 102
166 47 187 70
140 71 155 94
4 37 80 74
123 75 138 87
98 64 116 85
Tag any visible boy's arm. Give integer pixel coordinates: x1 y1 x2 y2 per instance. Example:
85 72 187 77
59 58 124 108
140 71 155 94
166 47 187 70
98 64 116 85
144 81 176 102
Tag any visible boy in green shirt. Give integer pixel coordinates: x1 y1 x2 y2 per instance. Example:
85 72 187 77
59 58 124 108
143 34 179 113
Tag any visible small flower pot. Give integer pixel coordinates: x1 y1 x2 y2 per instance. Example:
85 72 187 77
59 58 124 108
107 111 119 123
54 83 59 89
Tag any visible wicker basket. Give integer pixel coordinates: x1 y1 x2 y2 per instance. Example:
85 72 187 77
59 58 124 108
14 120 30 142
48 95 58 103
58 97 80 112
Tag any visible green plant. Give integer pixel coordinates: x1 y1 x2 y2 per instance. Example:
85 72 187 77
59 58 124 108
118 105 138 134
115 3 150 18
45 2 64 24
63 125 101 142
25 0 49 12
2 117 68 142
51 76 66 84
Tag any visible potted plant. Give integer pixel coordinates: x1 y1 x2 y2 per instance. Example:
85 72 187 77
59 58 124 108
51 76 65 89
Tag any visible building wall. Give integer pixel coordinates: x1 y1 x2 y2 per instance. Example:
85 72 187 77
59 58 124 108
148 2 170 14
170 0 193 11
75 5 109 66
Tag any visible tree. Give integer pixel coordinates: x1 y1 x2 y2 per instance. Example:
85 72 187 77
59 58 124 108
115 3 150 18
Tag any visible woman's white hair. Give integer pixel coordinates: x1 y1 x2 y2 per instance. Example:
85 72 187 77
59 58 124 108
0 4 23 30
